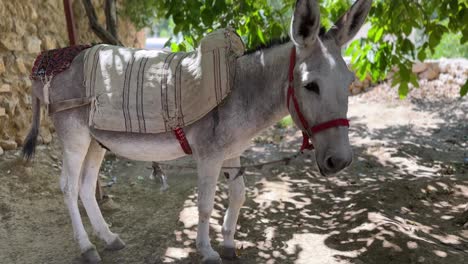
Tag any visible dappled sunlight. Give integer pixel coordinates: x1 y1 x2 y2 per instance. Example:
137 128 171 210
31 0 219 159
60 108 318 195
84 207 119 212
163 247 194 263
1 88 464 264
150 91 468 263
252 177 312 210
285 233 359 264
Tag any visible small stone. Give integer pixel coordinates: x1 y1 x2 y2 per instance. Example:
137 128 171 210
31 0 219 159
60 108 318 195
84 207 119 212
363 78 370 88
36 145 46 151
100 197 120 211
412 62 428 73
351 87 361 95
0 146 4 156
0 107 5 116
0 140 17 150
39 128 52 144
16 58 27 74
0 84 11 93
0 58 5 74
43 36 56 50
30 9 38 21
353 80 364 88
386 71 394 80
14 20 27 36
419 66 440 80
25 36 42 53
438 61 450 73
25 167 33 176
0 33 23 51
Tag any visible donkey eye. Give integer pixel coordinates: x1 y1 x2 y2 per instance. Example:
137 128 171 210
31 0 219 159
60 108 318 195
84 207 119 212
304 82 320 95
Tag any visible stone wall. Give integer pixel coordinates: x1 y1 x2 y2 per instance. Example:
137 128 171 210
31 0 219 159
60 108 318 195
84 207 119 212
349 59 468 95
0 0 144 153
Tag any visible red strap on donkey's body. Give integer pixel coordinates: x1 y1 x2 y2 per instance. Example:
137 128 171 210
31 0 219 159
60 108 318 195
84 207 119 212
173 127 193 154
287 48 350 151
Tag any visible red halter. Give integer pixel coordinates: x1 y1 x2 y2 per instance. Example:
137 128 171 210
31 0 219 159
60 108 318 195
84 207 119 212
287 48 350 151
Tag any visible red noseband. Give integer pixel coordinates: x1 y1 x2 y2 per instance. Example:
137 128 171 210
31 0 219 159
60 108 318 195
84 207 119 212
287 48 350 151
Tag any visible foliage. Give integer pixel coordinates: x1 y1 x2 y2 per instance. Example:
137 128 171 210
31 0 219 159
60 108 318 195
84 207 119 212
122 0 468 97
350 0 468 98
429 32 468 59
275 116 294 128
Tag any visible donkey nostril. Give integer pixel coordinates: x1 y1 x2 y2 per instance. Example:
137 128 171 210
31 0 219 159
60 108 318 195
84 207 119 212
326 157 335 169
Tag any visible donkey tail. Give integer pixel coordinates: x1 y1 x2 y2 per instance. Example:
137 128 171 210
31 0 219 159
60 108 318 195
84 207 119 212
22 95 41 161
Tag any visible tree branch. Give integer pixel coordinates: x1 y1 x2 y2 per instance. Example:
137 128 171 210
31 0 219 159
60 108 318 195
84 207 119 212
105 0 118 39
81 0 123 45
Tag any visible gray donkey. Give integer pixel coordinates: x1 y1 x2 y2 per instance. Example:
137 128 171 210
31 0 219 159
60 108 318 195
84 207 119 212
23 0 372 263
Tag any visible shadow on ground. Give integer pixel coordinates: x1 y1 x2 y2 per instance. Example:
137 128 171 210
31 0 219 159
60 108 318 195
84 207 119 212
0 95 466 264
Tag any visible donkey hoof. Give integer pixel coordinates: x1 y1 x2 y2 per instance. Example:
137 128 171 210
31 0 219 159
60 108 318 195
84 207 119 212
105 236 126 251
82 247 101 263
221 247 238 260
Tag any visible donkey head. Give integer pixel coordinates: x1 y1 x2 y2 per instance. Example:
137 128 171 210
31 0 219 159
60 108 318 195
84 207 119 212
289 0 372 175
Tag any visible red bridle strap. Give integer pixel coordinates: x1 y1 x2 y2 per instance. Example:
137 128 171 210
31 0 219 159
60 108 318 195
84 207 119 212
287 47 350 151
311 119 350 134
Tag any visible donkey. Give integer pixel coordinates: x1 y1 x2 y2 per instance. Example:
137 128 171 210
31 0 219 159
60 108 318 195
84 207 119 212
23 0 372 263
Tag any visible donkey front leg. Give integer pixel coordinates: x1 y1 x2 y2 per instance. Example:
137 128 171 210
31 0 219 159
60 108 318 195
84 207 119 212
59 135 102 263
79 139 125 251
196 155 224 263
220 157 246 259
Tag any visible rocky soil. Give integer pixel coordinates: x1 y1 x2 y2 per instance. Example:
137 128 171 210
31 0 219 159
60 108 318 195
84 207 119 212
0 75 467 264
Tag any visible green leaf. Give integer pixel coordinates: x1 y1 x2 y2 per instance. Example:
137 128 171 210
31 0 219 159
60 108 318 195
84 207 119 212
418 49 427 61
170 42 180 52
402 24 412 36
461 79 468 97
409 72 419 88
257 28 266 43
373 27 384 42
164 37 173 48
201 8 214 26
399 82 409 99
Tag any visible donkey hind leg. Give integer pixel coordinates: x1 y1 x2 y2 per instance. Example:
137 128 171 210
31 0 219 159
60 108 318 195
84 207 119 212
59 134 102 263
79 139 125 251
196 155 225 264
151 162 169 191
220 157 246 260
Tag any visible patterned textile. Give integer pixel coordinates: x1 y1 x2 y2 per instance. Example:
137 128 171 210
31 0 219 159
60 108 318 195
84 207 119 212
84 28 244 134
30 45 91 81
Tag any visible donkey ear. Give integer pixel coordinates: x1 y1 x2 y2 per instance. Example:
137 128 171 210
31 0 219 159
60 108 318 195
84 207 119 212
327 0 372 47
290 0 321 47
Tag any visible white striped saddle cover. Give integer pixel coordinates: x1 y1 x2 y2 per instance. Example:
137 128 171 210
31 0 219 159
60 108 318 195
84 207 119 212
83 28 244 133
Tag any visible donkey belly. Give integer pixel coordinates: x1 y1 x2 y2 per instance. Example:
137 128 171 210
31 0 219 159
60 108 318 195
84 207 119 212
90 129 186 162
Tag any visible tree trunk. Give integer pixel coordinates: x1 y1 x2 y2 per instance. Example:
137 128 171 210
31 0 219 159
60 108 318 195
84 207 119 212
81 0 122 45
105 0 118 39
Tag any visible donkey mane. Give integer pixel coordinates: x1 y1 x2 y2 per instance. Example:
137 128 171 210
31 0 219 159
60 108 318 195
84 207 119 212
245 36 291 54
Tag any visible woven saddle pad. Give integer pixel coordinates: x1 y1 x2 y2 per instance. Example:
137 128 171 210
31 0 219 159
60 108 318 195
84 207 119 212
84 28 244 133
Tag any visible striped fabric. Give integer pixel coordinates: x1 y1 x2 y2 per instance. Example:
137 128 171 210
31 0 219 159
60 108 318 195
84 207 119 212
83 28 244 134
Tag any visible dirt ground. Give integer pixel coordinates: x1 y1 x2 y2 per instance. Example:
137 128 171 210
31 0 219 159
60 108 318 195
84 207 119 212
0 82 467 264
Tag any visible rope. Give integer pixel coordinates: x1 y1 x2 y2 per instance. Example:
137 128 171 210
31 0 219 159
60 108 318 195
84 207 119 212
152 151 310 180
